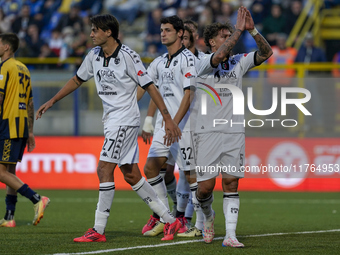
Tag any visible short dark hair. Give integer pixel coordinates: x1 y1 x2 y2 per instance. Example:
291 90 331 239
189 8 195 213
0 33 19 53
160 15 184 34
203 21 234 49
90 14 119 39
184 26 194 45
183 19 198 32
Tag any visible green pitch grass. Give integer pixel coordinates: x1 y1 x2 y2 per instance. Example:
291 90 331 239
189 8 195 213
0 190 339 255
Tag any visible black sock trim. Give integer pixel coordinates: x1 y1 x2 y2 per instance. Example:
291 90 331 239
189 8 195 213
223 194 239 199
196 193 212 203
149 176 163 186
99 185 115 191
152 212 160 219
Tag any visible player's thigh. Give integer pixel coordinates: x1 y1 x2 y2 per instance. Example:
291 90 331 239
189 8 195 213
171 131 195 171
220 133 245 179
100 126 139 167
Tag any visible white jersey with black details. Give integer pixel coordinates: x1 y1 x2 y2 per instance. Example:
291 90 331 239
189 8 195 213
195 51 257 134
149 46 197 132
76 42 153 126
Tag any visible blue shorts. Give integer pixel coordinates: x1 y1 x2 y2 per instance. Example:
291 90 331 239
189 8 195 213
0 138 27 164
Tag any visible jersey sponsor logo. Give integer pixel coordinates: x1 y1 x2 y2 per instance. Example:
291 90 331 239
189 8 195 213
98 91 117 95
19 93 27 98
137 70 147 76
214 70 237 81
162 71 174 80
19 102 26 110
185 72 195 79
96 70 117 84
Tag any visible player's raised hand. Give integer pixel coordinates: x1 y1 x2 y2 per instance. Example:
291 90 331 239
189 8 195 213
163 118 181 146
235 6 247 32
245 8 255 31
35 100 54 120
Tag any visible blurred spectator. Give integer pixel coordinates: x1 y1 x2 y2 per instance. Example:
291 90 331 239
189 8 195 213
284 0 303 35
25 23 44 57
39 0 62 27
295 33 326 64
216 2 237 25
197 5 214 37
262 4 286 45
38 43 60 69
15 38 30 58
206 0 222 19
145 8 164 53
26 0 44 16
324 0 340 8
141 43 159 60
177 7 188 20
249 0 273 30
104 0 144 25
0 0 22 18
76 0 103 16
159 0 182 17
56 4 84 34
11 4 35 39
0 8 12 33
267 33 297 84
48 28 68 61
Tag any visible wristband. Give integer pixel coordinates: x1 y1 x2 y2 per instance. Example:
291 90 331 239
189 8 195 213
248 28 259 37
143 116 154 133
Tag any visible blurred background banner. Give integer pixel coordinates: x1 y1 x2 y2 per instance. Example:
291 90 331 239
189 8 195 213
0 137 339 191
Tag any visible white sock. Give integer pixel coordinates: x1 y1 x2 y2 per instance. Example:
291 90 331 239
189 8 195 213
223 192 240 238
184 192 194 220
190 182 204 230
166 177 177 205
94 182 115 234
176 171 190 214
148 175 170 211
196 192 214 222
133 177 175 223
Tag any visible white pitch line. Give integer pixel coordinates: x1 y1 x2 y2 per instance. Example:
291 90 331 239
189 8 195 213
13 198 340 204
52 229 340 255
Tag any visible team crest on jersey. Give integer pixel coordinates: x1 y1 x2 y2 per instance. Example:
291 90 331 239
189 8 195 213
173 60 178 66
96 57 100 61
114 57 120 65
231 59 237 65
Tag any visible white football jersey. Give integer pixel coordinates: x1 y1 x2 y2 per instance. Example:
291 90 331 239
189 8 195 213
76 42 153 126
195 51 257 133
150 46 197 132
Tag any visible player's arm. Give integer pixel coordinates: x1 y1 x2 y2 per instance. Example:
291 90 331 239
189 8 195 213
211 7 247 67
245 9 273 65
36 75 83 119
173 88 194 126
0 93 3 106
142 99 157 144
137 85 146 101
27 97 35 152
145 84 181 145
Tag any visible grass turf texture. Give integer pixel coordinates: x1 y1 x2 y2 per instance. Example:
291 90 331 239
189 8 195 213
0 190 339 255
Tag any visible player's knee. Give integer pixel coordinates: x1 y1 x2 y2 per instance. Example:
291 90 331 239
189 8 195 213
123 172 137 185
197 185 213 199
223 178 239 192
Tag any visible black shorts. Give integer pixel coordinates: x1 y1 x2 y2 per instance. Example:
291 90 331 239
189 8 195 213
0 138 27 164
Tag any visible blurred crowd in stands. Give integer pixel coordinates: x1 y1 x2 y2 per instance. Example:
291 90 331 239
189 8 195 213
0 0 340 70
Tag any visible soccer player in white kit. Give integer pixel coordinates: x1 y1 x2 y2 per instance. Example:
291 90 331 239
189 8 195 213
36 14 182 242
139 15 199 240
194 7 273 247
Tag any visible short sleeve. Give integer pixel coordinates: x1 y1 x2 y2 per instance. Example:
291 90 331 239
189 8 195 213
126 52 154 89
0 63 8 94
196 53 214 77
76 50 94 82
238 52 256 76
